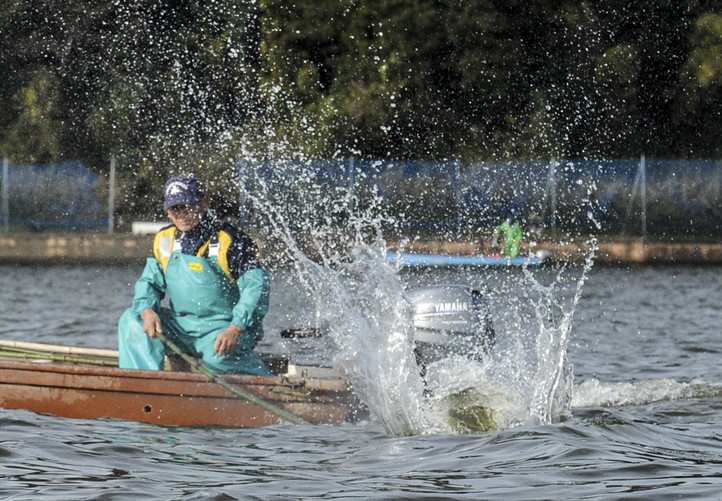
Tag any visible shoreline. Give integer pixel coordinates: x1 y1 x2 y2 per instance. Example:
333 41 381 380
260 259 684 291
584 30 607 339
1 233 722 266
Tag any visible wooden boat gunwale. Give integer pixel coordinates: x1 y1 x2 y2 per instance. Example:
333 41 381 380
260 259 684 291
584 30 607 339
0 354 357 428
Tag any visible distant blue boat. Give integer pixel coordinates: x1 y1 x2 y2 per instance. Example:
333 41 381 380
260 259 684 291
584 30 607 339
387 252 546 268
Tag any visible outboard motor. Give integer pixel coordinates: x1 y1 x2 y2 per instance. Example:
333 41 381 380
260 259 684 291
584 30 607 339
408 284 495 371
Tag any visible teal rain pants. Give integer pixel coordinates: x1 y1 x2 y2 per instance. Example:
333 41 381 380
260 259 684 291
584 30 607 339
118 250 271 375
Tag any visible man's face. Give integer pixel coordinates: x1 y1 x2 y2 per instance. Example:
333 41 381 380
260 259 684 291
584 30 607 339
166 198 208 231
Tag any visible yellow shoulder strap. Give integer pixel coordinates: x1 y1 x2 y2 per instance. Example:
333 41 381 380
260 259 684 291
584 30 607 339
216 230 235 281
153 227 234 281
153 226 177 272
197 240 210 257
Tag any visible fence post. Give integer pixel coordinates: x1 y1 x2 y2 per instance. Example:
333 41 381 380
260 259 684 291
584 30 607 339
454 160 462 235
108 157 116 233
625 154 647 238
547 159 557 238
1 156 8 232
640 154 647 240
348 157 356 214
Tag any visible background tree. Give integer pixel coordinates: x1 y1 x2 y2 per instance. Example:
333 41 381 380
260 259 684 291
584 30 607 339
0 0 721 220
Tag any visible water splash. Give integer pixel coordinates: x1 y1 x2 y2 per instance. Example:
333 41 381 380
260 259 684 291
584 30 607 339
416 243 597 433
527 244 597 424
573 378 722 408
238 163 429 435
238 161 599 436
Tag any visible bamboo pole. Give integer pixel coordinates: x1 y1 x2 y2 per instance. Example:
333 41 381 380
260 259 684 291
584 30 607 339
0 340 119 358
0 348 119 366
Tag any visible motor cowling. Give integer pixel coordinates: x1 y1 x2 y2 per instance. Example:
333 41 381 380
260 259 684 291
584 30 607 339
408 284 495 367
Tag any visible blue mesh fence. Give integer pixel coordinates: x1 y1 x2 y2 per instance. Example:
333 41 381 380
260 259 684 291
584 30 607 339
0 161 106 230
2 158 719 236
237 158 722 238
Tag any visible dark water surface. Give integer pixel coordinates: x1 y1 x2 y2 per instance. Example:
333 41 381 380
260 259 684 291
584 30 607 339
1 262 721 499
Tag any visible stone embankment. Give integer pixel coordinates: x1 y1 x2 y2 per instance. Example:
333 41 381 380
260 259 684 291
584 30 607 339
2 233 722 265
0 234 154 264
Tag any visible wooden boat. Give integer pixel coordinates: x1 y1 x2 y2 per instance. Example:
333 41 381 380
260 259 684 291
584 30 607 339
0 340 359 428
388 251 547 267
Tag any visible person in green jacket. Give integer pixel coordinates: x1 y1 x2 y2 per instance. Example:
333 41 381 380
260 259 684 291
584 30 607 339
117 173 271 375
496 215 523 258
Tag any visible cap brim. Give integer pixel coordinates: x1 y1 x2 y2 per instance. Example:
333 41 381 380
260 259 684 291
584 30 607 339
164 195 204 210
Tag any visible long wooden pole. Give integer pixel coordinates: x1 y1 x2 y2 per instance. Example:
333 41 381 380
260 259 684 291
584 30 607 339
0 339 119 358
153 331 309 425
0 348 119 366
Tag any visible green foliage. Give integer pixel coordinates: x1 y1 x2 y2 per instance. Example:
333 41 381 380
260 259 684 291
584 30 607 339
688 13 722 87
0 0 721 211
1 71 63 163
674 12 722 158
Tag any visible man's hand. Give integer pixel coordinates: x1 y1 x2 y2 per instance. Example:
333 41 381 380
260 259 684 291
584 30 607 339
215 324 242 356
141 308 163 338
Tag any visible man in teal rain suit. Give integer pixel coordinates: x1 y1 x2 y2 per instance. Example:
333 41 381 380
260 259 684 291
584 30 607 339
118 173 272 375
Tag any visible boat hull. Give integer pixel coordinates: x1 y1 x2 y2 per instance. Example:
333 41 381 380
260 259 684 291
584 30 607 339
0 359 356 427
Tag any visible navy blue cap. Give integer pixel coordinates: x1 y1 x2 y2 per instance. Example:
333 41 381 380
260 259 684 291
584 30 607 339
163 174 206 210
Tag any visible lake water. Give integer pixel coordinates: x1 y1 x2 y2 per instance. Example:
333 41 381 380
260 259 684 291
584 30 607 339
1 261 721 499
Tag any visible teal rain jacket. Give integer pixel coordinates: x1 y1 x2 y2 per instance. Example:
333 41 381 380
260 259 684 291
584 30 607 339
118 220 271 375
